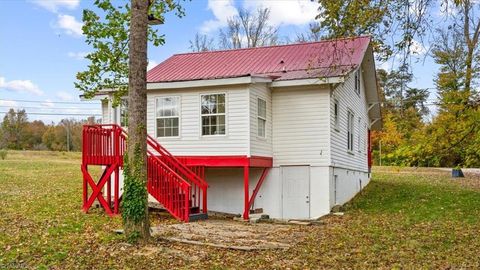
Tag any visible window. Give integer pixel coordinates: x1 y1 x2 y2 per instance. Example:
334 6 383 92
354 69 361 95
201 93 226 136
347 110 354 152
257 98 266 137
120 99 128 127
334 99 339 130
364 123 368 153
357 117 361 152
156 96 180 137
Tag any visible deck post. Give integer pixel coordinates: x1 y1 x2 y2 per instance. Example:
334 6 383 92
243 165 249 220
114 167 119 214
82 165 88 211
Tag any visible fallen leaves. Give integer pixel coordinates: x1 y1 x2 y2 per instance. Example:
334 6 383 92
1 152 480 269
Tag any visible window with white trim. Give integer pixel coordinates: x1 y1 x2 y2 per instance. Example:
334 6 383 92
364 123 368 153
354 69 361 95
357 117 361 152
156 96 180 137
120 99 128 128
257 98 266 137
347 110 354 152
334 99 339 130
201 93 226 135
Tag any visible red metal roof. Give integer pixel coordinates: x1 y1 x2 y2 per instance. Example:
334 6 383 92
147 36 370 83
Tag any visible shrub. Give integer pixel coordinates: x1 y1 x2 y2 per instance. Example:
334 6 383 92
0 149 7 160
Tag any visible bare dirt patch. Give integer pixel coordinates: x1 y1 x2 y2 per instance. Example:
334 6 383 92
151 219 308 251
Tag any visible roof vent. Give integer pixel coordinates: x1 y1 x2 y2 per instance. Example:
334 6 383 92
282 66 286 73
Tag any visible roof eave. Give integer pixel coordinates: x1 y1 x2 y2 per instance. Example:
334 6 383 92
147 75 272 90
270 77 345 88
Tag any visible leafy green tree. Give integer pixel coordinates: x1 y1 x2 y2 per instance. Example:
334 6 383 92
76 0 184 243
1 109 28 150
42 125 66 151
23 120 47 149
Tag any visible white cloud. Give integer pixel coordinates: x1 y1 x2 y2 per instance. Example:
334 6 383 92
200 0 238 33
410 39 428 55
42 99 55 108
199 0 319 33
31 0 80 13
436 2 457 17
67 51 88 60
56 14 83 37
377 59 394 72
147 60 158 71
243 0 319 26
0 76 44 96
56 91 74 101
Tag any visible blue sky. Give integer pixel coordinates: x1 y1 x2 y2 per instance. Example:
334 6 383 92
0 0 440 123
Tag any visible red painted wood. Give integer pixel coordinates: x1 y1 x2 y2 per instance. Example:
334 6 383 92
175 155 273 168
81 124 208 222
247 167 271 211
243 166 249 220
81 124 274 221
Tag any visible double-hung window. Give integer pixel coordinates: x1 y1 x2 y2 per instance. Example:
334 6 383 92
334 99 339 130
354 69 361 95
156 96 180 137
357 117 361 152
257 98 266 137
201 93 226 136
120 99 128 128
347 110 354 152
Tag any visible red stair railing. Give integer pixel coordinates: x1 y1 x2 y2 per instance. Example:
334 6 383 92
147 154 191 221
81 124 207 222
146 135 208 214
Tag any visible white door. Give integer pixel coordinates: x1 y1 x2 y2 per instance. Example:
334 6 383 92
282 166 310 219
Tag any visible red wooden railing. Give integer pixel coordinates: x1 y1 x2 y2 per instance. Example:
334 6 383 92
81 124 208 222
146 135 208 214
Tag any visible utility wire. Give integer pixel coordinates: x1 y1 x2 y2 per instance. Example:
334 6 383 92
0 112 101 116
0 99 99 105
0 105 100 111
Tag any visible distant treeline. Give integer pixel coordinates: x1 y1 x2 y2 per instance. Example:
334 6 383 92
0 108 94 152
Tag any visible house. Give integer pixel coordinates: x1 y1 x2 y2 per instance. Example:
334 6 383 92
81 36 381 222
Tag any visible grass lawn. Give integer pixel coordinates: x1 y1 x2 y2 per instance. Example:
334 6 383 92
1 151 480 269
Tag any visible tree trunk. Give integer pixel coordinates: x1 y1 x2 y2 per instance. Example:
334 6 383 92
123 0 150 243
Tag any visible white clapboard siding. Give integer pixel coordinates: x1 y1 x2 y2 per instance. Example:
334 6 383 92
272 86 331 166
330 69 369 172
101 99 111 124
145 85 250 156
249 83 273 157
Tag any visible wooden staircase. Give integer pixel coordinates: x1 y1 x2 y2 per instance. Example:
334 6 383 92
81 124 208 222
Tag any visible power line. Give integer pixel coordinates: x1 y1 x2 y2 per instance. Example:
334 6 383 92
0 105 100 111
0 99 99 105
0 111 101 116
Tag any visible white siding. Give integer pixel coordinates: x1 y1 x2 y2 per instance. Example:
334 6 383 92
330 70 369 172
101 99 111 124
146 85 250 156
330 167 370 206
249 83 272 157
272 86 331 166
205 167 266 215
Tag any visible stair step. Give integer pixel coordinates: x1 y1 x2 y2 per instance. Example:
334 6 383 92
189 213 208 222
190 206 200 214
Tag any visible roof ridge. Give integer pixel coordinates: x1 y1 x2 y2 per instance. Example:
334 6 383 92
172 35 371 57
